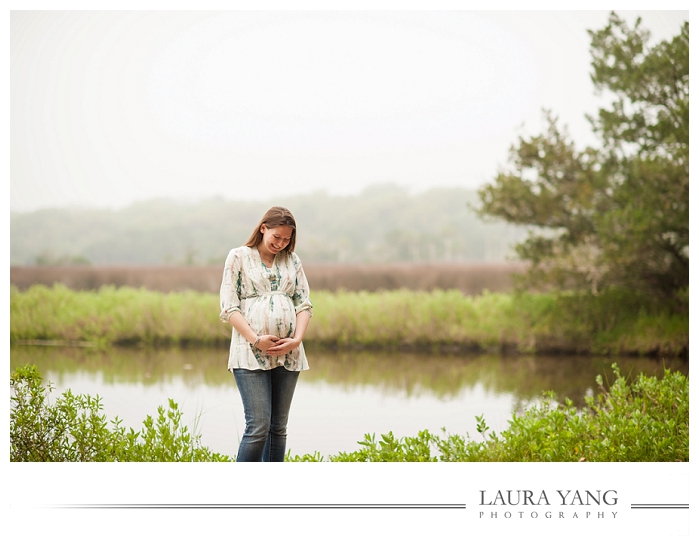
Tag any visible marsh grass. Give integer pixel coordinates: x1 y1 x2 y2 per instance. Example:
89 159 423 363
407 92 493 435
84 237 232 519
10 284 687 356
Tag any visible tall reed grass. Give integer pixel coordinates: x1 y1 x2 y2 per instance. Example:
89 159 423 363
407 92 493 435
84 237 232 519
10 284 688 356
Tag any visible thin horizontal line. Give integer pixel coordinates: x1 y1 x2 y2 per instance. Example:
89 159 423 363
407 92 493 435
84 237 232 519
49 503 466 510
631 504 688 509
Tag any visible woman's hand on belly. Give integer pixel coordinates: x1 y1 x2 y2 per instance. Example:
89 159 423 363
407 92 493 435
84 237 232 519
257 334 281 352
264 337 301 356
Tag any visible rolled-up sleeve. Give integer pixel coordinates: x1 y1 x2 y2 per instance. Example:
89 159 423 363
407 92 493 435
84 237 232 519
291 253 313 316
219 250 242 323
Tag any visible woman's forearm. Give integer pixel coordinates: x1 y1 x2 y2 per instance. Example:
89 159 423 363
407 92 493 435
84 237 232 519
292 310 311 342
228 311 257 344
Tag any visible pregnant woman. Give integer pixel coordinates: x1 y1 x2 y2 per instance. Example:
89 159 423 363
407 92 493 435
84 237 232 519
219 206 313 462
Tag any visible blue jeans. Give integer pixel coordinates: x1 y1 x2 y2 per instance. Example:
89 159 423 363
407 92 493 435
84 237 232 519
232 366 300 462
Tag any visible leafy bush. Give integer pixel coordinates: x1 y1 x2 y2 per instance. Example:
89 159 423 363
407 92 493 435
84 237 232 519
10 365 231 462
11 363 687 463
287 365 689 462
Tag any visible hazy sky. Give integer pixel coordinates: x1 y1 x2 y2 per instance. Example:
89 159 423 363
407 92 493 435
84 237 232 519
10 9 689 212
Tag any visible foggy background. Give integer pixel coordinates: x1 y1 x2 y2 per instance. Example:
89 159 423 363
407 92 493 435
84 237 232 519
11 10 688 213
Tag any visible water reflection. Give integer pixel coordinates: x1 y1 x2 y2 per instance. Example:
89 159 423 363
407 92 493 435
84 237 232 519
10 345 687 458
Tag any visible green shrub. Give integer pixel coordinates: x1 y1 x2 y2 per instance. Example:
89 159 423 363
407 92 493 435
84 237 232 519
10 365 231 462
287 365 689 462
11 363 687 463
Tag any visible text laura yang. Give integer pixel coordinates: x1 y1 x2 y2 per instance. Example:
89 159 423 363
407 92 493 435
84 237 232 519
479 490 618 506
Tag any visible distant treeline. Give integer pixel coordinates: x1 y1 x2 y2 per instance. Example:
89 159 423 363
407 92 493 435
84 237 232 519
10 184 527 266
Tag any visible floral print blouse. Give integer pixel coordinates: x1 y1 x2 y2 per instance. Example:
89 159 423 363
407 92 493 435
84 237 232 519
219 246 313 372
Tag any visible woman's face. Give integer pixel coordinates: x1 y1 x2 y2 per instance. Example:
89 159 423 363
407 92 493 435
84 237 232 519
260 224 293 255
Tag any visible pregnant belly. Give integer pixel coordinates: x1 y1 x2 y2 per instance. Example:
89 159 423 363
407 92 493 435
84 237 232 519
249 294 296 338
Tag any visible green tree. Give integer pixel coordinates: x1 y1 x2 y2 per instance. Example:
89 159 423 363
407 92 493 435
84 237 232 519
478 13 688 302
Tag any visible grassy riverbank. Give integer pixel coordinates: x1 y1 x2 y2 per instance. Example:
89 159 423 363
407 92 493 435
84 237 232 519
11 364 688 462
10 284 687 356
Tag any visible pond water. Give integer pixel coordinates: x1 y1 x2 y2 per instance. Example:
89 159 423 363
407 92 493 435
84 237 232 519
10 345 688 459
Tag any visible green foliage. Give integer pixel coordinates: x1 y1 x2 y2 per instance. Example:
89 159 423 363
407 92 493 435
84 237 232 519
10 284 688 357
11 364 687 463
10 365 231 462
473 364 689 462
478 14 688 301
328 430 437 462
287 365 688 462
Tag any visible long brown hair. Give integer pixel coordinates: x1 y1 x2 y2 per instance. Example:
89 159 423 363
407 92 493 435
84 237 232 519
244 206 297 253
